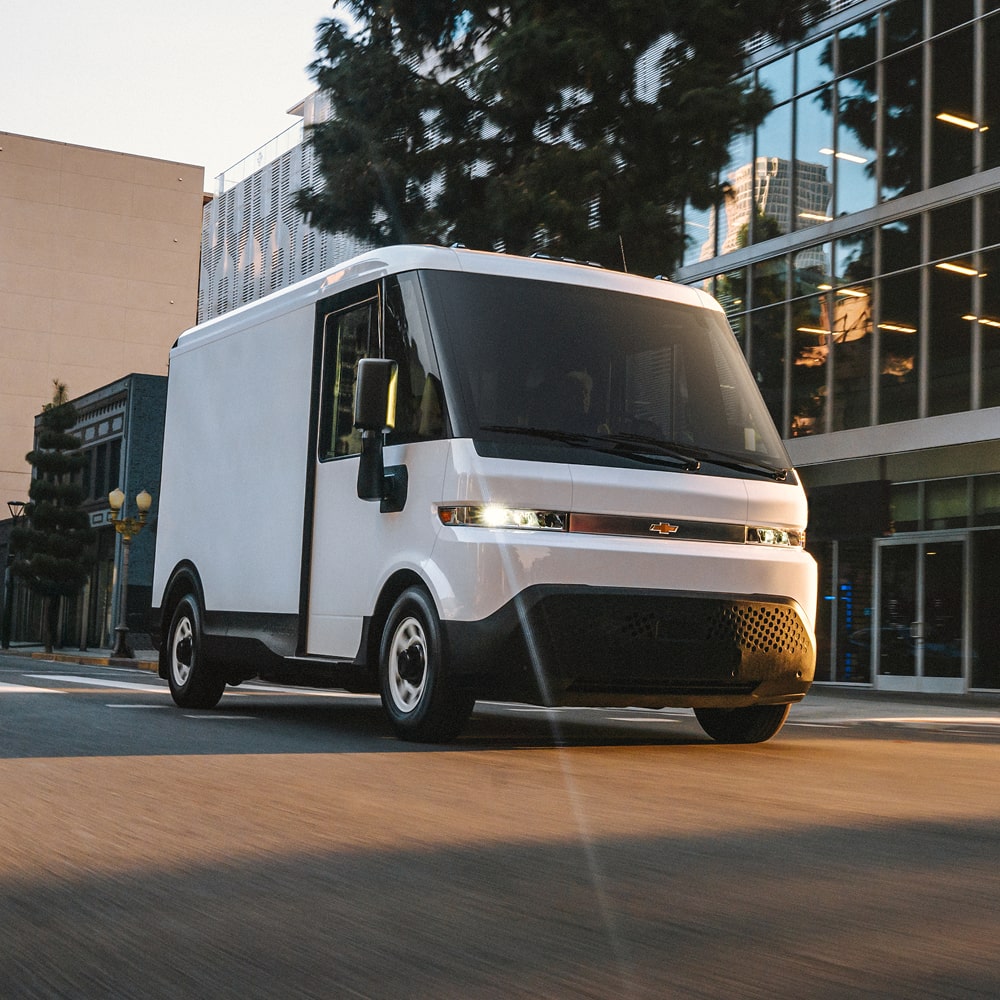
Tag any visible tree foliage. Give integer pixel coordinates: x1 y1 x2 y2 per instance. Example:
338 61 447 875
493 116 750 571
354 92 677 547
11 381 94 650
298 0 829 276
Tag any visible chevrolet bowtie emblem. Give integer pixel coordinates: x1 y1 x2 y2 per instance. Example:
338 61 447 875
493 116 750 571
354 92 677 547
650 522 679 535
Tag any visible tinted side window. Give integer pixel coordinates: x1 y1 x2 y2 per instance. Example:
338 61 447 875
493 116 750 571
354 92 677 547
383 273 447 446
318 297 376 460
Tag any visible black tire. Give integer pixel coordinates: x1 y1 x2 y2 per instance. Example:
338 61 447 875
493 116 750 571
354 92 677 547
379 587 475 743
694 703 791 744
166 595 225 709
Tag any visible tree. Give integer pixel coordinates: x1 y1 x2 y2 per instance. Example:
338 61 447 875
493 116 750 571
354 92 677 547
297 0 829 277
11 381 94 652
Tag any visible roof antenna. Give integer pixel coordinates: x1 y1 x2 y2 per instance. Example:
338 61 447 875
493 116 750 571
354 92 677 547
619 235 628 273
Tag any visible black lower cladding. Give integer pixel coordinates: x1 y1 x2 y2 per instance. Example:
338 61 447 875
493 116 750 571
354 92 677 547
442 586 815 707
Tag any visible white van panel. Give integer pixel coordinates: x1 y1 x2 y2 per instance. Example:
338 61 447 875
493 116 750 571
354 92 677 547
443 439 575 509
566 461 750 523
306 440 451 657
425 440 815 628
428 518 817 629
152 305 313 614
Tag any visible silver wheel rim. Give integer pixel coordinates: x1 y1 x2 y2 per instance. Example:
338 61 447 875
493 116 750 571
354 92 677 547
387 614 427 714
171 615 193 687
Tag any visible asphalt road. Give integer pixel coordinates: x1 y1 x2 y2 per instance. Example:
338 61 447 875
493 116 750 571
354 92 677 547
2 654 999 999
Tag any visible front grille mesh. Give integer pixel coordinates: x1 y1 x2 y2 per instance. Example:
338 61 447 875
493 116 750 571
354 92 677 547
708 605 811 656
609 600 809 657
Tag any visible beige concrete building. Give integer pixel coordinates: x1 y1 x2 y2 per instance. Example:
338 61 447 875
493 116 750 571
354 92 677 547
0 132 205 501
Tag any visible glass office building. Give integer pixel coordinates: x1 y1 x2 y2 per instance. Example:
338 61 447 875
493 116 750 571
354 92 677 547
676 0 1000 694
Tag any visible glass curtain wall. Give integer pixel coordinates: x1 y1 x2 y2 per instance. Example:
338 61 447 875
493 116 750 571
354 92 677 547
687 4 1000 435
682 3 1000 689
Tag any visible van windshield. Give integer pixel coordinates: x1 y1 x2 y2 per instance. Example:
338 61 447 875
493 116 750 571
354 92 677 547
420 270 791 479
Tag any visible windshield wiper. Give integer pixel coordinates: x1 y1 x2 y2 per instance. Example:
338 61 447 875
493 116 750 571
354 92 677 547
588 431 789 481
479 425 700 471
656 440 788 481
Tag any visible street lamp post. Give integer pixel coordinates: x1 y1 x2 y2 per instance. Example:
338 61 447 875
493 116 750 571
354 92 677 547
1 500 27 650
108 488 152 658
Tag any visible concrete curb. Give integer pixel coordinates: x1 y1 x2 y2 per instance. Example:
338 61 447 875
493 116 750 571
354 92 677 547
2 647 159 672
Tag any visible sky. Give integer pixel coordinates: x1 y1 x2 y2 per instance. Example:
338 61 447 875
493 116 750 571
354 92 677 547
1 0 346 185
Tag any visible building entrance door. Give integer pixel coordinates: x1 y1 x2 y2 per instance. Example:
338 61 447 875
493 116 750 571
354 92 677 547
874 534 966 693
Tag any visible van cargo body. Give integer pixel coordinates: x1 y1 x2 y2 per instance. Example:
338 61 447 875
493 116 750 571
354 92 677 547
151 246 817 743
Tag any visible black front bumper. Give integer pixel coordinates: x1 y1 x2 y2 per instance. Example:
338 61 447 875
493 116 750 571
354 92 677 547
441 586 815 709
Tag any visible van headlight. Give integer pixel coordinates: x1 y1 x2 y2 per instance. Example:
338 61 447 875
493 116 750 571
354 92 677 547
438 505 568 530
746 526 806 547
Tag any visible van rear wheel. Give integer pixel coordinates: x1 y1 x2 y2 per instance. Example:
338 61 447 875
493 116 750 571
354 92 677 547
167 595 225 709
379 587 474 743
694 703 790 744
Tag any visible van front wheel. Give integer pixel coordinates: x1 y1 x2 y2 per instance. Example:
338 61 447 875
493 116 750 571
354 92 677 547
694 703 790 744
379 587 474 743
167 595 225 709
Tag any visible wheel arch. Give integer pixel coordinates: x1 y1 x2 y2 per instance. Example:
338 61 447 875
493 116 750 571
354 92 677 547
364 569 431 669
156 561 205 678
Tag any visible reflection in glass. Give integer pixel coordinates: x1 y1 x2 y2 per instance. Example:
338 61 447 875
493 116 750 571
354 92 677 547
884 0 924 56
922 542 963 679
878 270 920 424
835 78 877 214
830 271 873 432
717 130 752 254
839 13 879 71
928 265 973 416
714 268 747 338
683 200 715 268
881 46 925 200
835 539 872 683
974 474 1000 526
985 191 1000 247
795 89 834 230
790 293 828 436
748 301 787 429
758 53 793 105
814 542 834 682
930 200 973 261
791 242 831 298
985 15 1000 170
971 531 1000 689
728 311 747 354
890 482 920 532
931 26 977 187
753 103 793 240
838 229 874 286
979 248 1000 407
932 1 974 33
881 215 922 273
925 478 969 529
796 35 833 95
879 544 917 676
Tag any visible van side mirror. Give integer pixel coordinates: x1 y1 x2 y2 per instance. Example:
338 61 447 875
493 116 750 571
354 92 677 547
354 358 397 432
354 358 407 512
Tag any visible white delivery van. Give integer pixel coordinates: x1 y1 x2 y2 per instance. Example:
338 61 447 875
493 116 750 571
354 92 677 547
151 246 816 743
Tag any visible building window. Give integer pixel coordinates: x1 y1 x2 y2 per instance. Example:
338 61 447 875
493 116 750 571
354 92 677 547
877 269 921 424
881 44 925 201
983 13 1000 170
930 24 977 187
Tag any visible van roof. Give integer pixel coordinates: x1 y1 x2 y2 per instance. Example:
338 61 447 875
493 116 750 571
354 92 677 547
176 245 721 351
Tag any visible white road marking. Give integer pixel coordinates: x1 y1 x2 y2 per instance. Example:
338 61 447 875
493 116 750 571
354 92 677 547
183 714 257 720
233 683 378 699
25 674 166 693
605 716 680 723
786 722 852 728
864 716 1000 725
106 704 170 709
